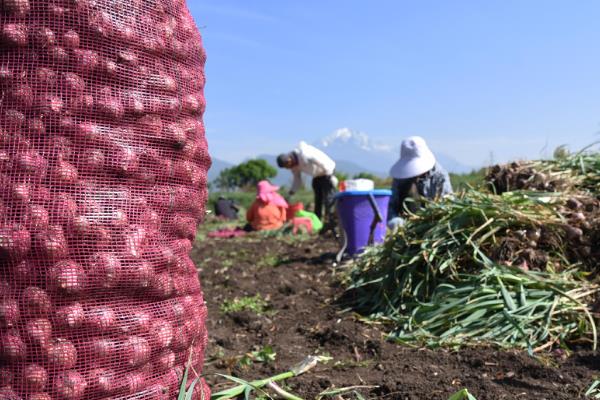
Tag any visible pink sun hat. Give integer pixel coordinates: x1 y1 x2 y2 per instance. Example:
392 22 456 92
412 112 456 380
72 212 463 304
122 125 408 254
257 180 280 197
257 180 288 208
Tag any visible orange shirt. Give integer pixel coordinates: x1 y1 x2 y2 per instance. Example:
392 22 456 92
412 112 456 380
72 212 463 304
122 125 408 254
246 200 287 231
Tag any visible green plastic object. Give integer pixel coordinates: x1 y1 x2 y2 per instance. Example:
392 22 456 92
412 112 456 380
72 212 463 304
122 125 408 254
295 210 323 232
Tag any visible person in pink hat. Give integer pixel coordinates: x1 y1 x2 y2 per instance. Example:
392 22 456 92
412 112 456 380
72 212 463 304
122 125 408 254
246 180 289 231
387 136 453 230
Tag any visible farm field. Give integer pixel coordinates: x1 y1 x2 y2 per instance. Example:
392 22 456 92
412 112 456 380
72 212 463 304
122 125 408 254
193 225 599 399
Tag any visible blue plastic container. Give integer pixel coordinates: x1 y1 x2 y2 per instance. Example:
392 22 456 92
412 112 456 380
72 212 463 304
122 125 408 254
335 189 392 256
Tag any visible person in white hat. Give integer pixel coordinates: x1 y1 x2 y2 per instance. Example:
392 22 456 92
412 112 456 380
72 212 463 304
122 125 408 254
387 136 453 230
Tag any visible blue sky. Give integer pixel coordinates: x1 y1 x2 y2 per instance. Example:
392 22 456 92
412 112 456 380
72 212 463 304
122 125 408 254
187 0 600 168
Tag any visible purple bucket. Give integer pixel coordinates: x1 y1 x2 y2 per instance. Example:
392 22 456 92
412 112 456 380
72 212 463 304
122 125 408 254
336 190 392 256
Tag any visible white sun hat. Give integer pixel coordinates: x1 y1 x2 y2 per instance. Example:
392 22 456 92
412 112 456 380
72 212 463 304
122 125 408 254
389 136 436 179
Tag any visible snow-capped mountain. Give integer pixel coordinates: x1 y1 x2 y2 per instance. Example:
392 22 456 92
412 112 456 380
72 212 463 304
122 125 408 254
318 128 475 175
318 128 395 174
321 128 394 153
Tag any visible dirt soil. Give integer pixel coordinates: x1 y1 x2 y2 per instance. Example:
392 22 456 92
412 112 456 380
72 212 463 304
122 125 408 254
193 232 599 400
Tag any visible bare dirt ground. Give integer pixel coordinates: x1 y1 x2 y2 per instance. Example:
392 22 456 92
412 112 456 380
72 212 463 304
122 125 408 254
193 229 599 399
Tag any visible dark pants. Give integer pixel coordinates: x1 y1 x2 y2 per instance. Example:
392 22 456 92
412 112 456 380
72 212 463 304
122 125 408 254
312 175 335 221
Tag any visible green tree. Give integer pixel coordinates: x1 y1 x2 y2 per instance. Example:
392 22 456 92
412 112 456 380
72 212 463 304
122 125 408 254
215 159 277 190
353 172 377 180
334 171 349 182
214 167 239 191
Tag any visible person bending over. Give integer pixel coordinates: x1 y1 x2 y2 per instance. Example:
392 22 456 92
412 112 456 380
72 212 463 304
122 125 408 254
276 141 337 222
